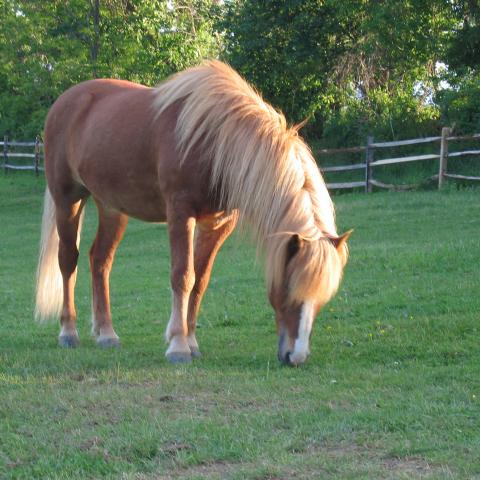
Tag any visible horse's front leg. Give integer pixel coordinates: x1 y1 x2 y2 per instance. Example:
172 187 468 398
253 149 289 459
165 202 196 364
186 213 237 358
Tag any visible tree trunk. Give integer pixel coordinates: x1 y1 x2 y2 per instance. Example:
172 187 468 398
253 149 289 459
91 0 100 78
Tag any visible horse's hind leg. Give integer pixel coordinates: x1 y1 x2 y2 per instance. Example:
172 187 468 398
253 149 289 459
90 201 128 347
57 198 87 347
186 213 237 358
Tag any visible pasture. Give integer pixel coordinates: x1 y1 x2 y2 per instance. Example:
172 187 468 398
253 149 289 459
0 174 479 479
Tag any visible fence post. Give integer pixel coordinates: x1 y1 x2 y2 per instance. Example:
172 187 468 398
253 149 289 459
438 127 451 189
364 136 374 193
3 135 8 174
34 135 40 176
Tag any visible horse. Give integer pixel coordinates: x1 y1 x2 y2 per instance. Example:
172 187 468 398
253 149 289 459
35 60 351 366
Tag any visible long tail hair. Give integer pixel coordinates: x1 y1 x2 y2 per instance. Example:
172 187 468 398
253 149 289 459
35 188 84 321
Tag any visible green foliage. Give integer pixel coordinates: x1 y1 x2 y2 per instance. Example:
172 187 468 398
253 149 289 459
0 0 222 139
436 1 480 134
437 74 480 134
445 0 480 72
221 0 456 145
321 86 440 148
447 24 480 72
220 0 352 123
95 1 222 84
1 0 480 144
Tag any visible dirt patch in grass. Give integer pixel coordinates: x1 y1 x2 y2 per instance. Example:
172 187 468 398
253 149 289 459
326 399 356 411
172 461 238 479
161 442 191 458
382 455 444 477
119 460 237 480
323 443 450 478
119 442 452 479
61 431 451 480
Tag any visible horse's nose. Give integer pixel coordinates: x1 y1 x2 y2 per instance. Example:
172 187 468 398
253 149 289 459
278 330 309 366
287 350 308 366
278 349 309 366
277 348 292 365
278 330 292 364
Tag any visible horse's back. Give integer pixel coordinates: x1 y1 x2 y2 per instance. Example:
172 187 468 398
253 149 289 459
44 79 173 219
44 75 224 222
45 79 152 165
46 79 144 133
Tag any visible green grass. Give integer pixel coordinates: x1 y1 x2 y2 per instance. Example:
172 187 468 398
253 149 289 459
1 173 479 479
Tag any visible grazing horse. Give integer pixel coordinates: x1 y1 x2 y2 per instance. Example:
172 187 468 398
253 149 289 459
35 61 351 366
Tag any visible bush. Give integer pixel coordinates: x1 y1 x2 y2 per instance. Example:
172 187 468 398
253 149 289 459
316 86 440 148
437 74 480 135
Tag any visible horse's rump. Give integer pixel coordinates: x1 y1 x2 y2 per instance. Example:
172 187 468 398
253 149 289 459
44 80 179 222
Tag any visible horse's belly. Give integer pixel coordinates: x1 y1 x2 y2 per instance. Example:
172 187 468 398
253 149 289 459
78 166 168 222
110 191 167 222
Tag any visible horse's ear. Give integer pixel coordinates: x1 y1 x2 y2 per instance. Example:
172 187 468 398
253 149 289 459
286 234 303 262
292 116 310 133
330 229 353 263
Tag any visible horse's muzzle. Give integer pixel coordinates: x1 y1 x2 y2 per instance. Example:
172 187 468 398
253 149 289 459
277 347 292 365
278 330 301 366
278 330 310 366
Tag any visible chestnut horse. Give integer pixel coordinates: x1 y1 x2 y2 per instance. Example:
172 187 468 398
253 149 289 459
35 61 351 366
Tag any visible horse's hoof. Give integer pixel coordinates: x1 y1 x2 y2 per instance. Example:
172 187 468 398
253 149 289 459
166 352 192 364
190 347 202 359
58 334 80 348
96 337 121 348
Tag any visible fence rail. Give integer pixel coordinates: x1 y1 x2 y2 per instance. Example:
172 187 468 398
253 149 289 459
318 127 480 191
2 129 480 191
2 136 44 175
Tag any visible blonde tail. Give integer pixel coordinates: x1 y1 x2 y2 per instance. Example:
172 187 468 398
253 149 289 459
35 188 62 321
35 188 85 322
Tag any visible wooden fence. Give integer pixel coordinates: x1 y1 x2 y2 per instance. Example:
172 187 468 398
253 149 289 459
1 136 44 176
319 127 480 191
2 129 480 191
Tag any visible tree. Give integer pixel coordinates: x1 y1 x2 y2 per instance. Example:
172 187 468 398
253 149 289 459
0 0 222 139
221 0 456 144
436 0 480 134
445 0 480 72
221 0 352 123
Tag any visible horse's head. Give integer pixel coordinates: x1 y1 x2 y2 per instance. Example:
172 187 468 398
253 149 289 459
268 230 351 366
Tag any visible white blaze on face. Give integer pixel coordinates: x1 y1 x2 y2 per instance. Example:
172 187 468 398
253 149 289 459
289 301 315 365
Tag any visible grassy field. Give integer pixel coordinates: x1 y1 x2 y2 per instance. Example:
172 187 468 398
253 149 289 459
0 173 479 479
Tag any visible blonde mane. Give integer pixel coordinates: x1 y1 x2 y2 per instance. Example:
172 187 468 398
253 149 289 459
154 61 344 304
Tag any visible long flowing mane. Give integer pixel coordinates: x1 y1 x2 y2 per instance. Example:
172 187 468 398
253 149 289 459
154 61 343 303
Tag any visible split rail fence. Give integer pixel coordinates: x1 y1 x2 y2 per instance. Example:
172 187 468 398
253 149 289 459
2 128 480 191
1 135 43 176
319 127 480 191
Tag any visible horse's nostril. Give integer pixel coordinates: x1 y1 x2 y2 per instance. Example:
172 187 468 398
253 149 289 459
278 349 292 365
285 351 292 365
